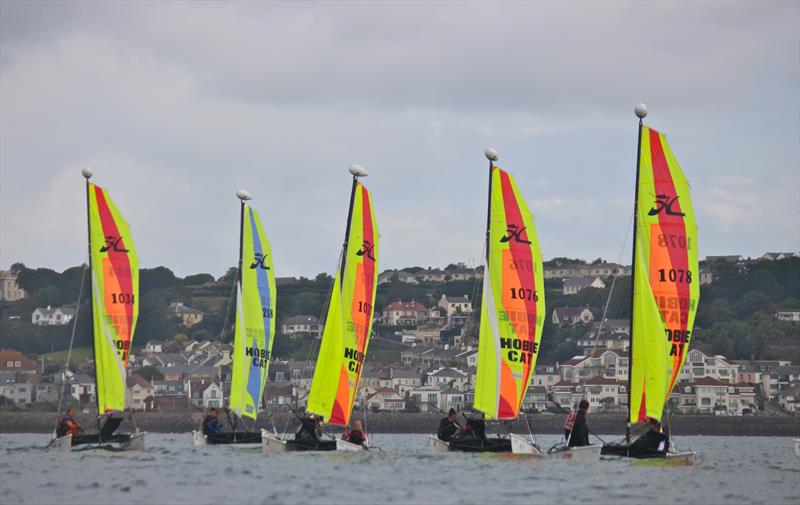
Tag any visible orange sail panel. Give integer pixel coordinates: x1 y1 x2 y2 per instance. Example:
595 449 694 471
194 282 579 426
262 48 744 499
629 126 699 424
88 183 139 414
306 182 379 426
474 167 545 420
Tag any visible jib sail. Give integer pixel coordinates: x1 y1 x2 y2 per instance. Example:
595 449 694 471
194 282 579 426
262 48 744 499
230 204 276 420
474 165 545 420
307 179 379 426
629 125 699 424
87 183 139 414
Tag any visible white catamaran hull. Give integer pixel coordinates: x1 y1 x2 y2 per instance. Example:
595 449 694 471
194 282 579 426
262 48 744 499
261 429 290 453
47 432 146 452
510 434 601 461
665 450 695 464
336 439 366 452
428 435 451 452
794 439 800 457
192 430 207 446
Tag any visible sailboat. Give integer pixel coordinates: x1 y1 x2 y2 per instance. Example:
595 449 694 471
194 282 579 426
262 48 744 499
263 164 379 452
600 104 698 462
429 148 550 454
193 190 276 445
48 167 145 451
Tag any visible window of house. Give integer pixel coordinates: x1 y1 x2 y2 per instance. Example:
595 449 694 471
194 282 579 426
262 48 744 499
14 361 20 367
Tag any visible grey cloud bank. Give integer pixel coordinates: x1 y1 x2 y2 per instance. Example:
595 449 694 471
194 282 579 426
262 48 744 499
1 1 798 277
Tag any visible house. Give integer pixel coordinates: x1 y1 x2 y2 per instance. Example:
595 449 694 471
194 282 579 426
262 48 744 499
439 387 465 411
670 378 757 415
699 268 714 285
389 367 422 396
544 263 630 279
591 319 630 334
152 380 185 397
417 269 448 283
576 330 629 353
760 365 800 400
0 350 37 376
281 315 322 338
69 374 96 404
759 252 799 261
126 374 154 411
378 270 419 285
167 301 204 327
426 367 469 390
530 365 561 390
188 380 224 408
466 352 478 368
558 349 629 383
521 386 549 412
679 349 740 384
366 387 406 411
265 383 296 411
0 380 35 404
775 309 800 322
563 277 606 295
549 378 628 412
705 255 745 264
143 341 167 354
382 300 428 326
0 269 26 301
407 385 443 412
31 306 76 326
438 294 473 316
552 307 599 326
776 387 799 413
35 380 61 404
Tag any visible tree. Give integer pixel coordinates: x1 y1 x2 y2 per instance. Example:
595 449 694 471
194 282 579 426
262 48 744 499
140 267 179 293
184 273 214 286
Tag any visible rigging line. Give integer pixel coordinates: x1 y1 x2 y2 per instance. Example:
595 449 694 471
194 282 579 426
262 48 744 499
303 249 341 370
576 209 635 400
218 266 239 344
52 261 88 435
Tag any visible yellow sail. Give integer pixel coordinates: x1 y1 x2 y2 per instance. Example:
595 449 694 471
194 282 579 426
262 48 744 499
87 183 139 414
307 181 379 426
474 167 545 420
230 205 276 420
629 126 699 424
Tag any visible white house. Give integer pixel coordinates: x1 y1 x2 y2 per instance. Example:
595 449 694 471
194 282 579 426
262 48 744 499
438 294 473 316
382 300 428 326
775 309 800 322
366 387 406 411
552 306 598 326
563 277 606 295
281 315 322 338
31 306 76 326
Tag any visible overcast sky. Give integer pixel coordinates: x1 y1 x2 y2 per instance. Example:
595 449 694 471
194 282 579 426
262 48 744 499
1 1 798 278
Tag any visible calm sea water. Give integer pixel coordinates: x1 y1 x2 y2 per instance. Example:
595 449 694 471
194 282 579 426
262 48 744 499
0 433 798 505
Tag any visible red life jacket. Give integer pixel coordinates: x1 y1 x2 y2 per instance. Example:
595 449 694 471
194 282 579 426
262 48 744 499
564 411 577 430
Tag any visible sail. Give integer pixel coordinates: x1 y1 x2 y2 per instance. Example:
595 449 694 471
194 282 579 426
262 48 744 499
629 126 699 424
87 183 139 414
307 182 379 426
230 205 276 420
474 167 545 420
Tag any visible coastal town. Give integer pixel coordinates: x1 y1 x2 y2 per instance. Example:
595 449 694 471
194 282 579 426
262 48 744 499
1 252 797 419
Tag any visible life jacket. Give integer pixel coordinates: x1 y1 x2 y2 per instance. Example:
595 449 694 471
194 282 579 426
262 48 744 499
58 415 80 436
564 411 577 431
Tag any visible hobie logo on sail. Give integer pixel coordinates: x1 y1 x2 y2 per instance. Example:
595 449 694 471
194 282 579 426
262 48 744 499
250 252 271 270
648 194 685 217
343 347 365 373
245 346 269 368
500 337 538 364
500 224 531 244
356 240 376 261
100 235 129 253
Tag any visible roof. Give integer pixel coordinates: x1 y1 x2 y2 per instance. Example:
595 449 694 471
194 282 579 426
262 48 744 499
441 295 470 304
563 277 604 289
689 376 727 386
553 306 599 319
0 350 37 370
439 387 463 395
390 368 422 379
167 301 204 315
428 367 466 378
584 376 623 385
383 300 427 313
560 356 587 366
33 306 76 316
126 374 152 389
284 315 320 325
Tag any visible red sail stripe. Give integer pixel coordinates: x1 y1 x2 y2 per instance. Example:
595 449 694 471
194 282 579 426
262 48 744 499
94 186 134 361
358 184 375 353
498 170 538 406
648 129 691 391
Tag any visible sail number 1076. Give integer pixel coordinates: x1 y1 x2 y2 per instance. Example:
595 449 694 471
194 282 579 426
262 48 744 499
509 288 538 301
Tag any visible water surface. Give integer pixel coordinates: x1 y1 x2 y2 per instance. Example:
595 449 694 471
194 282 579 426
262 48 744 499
1 434 798 504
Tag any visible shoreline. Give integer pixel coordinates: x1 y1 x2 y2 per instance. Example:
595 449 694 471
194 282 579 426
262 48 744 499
1 411 798 436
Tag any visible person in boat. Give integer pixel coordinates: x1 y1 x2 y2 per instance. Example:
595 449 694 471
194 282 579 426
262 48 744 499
437 408 463 442
202 408 222 435
454 412 487 442
563 408 577 442
567 400 590 447
342 419 368 447
56 407 82 437
295 413 323 442
629 417 669 456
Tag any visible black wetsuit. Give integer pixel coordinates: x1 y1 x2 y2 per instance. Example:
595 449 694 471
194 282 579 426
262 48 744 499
437 417 460 441
629 429 668 456
296 418 320 441
567 409 590 447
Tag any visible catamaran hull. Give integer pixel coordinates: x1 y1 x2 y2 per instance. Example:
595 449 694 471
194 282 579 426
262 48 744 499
428 434 511 453
194 431 262 445
261 429 337 453
510 434 601 461
428 435 451 452
47 432 146 452
794 439 800 457
335 439 366 452
601 442 694 463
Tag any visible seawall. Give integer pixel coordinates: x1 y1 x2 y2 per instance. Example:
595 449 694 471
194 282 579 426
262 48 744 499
2 411 798 436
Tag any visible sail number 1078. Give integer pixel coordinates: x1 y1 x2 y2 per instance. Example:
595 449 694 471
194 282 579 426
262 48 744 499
658 269 692 284
509 288 538 301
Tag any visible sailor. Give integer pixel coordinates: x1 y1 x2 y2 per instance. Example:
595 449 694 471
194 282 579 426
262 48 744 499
295 413 322 441
630 417 669 456
56 407 82 437
342 418 368 446
567 400 591 447
437 408 463 441
202 408 222 435
563 408 577 441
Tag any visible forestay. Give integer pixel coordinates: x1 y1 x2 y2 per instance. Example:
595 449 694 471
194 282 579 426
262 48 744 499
474 167 545 420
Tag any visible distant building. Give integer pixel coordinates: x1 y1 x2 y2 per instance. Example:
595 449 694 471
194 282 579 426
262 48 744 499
562 276 606 295
126 374 154 411
705 255 745 264
552 306 599 326
281 315 322 338
366 387 406 411
775 309 800 322
438 294 472 316
544 262 630 280
759 252 799 261
0 350 37 375
167 301 204 327
382 300 428 326
31 306 76 326
0 269 25 301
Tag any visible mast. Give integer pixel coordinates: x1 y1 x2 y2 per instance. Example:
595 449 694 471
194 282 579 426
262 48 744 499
339 165 368 283
626 103 648 452
81 166 101 423
484 148 498 263
233 190 252 434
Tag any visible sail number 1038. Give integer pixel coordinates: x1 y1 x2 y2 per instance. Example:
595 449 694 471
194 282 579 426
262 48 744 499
110 293 135 304
509 288 538 301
